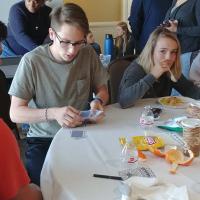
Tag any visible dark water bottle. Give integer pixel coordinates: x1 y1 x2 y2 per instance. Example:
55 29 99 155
104 34 114 58
21 123 30 136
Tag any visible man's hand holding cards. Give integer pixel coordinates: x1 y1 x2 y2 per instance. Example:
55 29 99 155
80 110 105 123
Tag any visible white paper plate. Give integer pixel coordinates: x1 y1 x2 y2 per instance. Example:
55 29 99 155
180 118 200 128
158 96 194 109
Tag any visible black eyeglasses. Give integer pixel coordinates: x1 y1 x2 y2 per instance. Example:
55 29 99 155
53 29 86 50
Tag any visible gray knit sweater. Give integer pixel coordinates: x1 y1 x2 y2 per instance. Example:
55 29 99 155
118 61 200 108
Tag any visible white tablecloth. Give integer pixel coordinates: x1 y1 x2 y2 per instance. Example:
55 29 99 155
41 99 200 200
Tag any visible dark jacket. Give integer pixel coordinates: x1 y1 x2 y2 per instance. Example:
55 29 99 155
5 1 51 55
118 61 200 108
128 0 173 54
90 42 101 56
0 69 16 130
165 0 200 53
113 32 134 58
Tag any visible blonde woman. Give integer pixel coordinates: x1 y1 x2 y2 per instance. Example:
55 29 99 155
119 27 200 108
114 21 134 58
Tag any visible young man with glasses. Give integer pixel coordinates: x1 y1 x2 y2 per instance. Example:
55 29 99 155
9 3 109 186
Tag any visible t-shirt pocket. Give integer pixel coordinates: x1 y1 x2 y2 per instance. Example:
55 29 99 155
77 79 89 96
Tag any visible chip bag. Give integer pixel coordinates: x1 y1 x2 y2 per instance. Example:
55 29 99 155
132 136 164 151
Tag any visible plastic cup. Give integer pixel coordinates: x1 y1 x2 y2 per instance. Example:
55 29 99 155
99 54 111 67
181 118 200 157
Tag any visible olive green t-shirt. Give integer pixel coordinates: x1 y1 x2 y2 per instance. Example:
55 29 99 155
9 44 109 137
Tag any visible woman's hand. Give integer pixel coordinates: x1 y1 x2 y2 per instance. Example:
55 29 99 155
166 20 178 33
150 60 171 79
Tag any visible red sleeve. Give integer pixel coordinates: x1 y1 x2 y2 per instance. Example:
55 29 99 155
0 119 30 200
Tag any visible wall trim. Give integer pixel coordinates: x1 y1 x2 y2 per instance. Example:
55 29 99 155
121 0 132 22
89 21 119 28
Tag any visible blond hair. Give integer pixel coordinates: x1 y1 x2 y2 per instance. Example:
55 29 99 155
137 27 182 79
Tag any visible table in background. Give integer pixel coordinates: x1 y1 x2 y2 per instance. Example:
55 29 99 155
41 98 200 200
0 56 21 78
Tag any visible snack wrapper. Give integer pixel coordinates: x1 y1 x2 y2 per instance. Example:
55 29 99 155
132 136 165 151
156 116 187 133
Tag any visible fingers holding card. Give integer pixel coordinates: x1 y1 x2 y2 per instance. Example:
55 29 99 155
80 110 105 123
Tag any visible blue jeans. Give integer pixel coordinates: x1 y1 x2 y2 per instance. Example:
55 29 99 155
171 52 192 96
0 41 17 58
181 52 192 78
25 137 53 186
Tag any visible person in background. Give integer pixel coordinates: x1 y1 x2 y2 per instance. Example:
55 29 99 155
113 21 133 58
9 3 109 186
86 30 101 55
118 27 200 108
164 0 200 80
189 51 200 87
0 21 16 133
128 0 173 54
0 21 7 56
1 0 51 57
164 0 200 54
0 20 42 200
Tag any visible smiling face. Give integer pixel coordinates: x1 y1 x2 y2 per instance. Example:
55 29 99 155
25 0 45 13
49 23 86 63
153 37 178 69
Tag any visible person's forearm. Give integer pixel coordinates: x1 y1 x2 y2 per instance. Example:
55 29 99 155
119 74 155 108
173 75 200 100
14 183 43 200
95 85 109 106
119 80 149 108
10 106 57 124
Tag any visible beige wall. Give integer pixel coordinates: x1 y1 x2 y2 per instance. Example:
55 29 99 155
63 0 129 49
64 0 121 22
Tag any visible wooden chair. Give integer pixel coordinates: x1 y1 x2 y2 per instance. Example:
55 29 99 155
107 55 137 104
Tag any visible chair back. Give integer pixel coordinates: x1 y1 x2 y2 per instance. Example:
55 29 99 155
108 55 137 104
0 56 22 79
0 69 20 139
